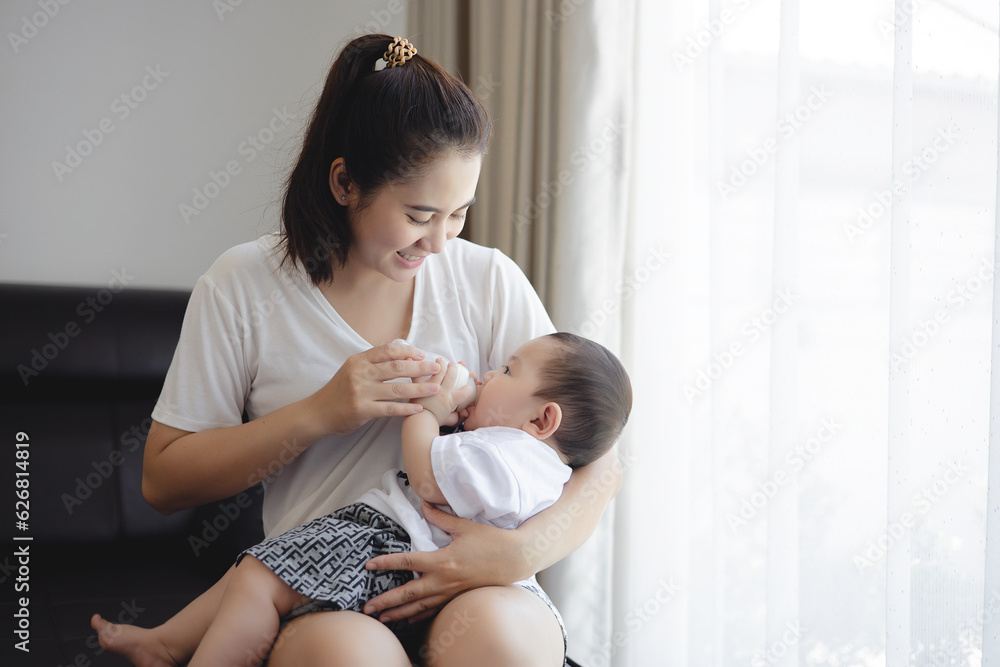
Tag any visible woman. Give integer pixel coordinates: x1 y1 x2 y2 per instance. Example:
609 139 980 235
141 34 619 667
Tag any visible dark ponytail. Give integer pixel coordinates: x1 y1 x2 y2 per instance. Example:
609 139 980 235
279 34 492 285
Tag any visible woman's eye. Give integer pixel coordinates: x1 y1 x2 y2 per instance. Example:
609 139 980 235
407 215 431 225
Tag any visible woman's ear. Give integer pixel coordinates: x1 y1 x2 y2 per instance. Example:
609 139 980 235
525 402 562 441
328 157 352 204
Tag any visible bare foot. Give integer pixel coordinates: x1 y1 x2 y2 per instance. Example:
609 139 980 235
90 614 180 667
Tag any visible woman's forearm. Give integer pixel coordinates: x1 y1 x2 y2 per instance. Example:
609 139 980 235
142 396 326 514
515 446 624 573
361 448 624 619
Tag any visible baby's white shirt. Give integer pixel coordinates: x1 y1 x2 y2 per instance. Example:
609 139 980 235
356 426 572 552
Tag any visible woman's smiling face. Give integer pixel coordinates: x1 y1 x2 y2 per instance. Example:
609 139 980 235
345 151 481 282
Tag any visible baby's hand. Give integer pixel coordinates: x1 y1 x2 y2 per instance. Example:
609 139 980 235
412 359 476 425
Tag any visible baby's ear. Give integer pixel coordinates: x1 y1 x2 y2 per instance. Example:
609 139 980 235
526 402 562 440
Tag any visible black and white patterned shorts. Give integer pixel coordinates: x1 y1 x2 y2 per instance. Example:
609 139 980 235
239 502 414 627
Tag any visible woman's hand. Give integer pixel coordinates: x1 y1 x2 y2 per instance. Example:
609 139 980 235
411 360 477 426
363 502 532 623
307 341 444 437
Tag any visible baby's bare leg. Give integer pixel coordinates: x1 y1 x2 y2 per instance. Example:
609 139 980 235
188 556 310 667
91 565 236 667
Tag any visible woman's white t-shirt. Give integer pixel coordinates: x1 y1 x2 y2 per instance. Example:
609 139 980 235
151 234 555 538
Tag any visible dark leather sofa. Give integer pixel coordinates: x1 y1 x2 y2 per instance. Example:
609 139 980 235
0 283 264 666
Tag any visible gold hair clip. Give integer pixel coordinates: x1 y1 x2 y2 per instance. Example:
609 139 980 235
383 37 416 68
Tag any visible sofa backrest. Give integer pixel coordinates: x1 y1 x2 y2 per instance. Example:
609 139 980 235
0 283 261 551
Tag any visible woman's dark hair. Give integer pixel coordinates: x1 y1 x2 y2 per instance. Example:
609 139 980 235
534 333 633 468
280 34 492 284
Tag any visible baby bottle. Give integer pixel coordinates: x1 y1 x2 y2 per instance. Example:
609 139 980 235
444 362 477 410
392 340 478 410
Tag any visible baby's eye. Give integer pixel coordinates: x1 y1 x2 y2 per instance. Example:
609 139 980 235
502 365 510 375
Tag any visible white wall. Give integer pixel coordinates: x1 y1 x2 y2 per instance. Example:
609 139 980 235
0 0 409 289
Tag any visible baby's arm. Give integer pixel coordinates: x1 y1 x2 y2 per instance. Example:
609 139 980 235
401 410 448 504
401 361 474 505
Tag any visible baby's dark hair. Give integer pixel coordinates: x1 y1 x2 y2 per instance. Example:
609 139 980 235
280 34 492 285
534 333 632 468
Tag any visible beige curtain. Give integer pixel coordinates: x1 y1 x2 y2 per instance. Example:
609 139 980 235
410 1 634 661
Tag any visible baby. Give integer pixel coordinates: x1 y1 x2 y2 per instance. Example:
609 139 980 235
91 332 633 667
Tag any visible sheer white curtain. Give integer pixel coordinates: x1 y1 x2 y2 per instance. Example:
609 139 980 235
413 0 1000 664
618 0 1000 665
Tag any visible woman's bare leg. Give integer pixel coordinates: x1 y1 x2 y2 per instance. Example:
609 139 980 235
90 564 237 667
267 585 561 667
188 556 308 667
267 610 412 667
423 586 564 667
